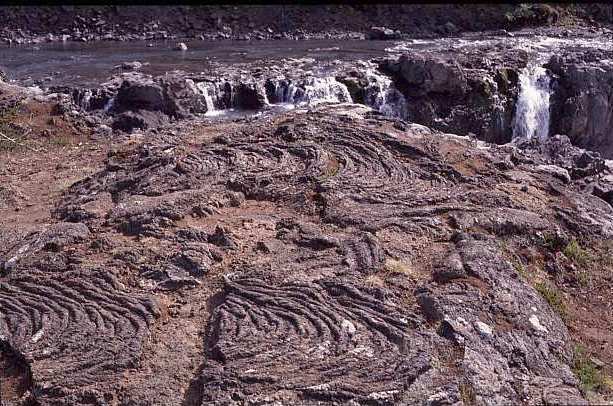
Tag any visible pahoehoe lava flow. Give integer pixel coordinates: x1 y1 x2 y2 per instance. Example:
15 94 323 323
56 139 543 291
0 104 599 404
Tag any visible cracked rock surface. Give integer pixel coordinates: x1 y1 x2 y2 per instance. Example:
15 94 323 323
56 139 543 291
2 104 613 404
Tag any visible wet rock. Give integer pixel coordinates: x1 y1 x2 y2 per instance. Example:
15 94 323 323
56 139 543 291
548 52 613 158
381 48 521 143
233 82 269 110
396 54 468 96
367 26 401 40
114 77 166 113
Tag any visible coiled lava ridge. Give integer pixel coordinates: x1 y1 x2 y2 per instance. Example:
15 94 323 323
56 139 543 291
200 275 432 404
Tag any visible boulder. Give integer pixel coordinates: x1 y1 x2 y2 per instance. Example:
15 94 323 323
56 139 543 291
111 109 168 132
367 26 401 40
114 77 165 113
233 82 268 110
547 52 613 158
396 54 468 96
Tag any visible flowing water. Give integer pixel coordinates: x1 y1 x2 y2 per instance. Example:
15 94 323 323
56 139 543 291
2 32 610 126
363 69 408 119
512 64 551 140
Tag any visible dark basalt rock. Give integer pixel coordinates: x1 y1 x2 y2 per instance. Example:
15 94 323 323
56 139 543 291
7 106 613 404
547 50 613 158
111 109 169 132
381 48 524 144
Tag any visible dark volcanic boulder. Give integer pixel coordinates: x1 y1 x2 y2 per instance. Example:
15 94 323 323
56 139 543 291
111 109 168 132
233 82 268 110
159 74 208 117
111 73 208 119
367 26 402 40
548 52 613 158
381 50 523 143
395 54 468 96
114 77 166 113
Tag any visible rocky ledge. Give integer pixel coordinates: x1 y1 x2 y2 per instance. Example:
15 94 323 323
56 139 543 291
34 28 613 161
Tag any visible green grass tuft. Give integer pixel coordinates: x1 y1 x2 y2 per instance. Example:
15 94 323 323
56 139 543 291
573 344 609 394
563 239 590 267
534 282 567 320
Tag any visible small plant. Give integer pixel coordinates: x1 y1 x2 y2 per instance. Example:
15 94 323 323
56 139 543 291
563 239 590 267
384 258 412 275
0 103 24 151
573 344 609 393
534 281 567 320
317 157 340 181
512 258 528 279
576 269 591 288
459 382 477 405
541 232 566 252
364 274 384 288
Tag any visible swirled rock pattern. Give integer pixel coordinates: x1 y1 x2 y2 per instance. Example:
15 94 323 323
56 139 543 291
201 276 432 404
4 104 613 404
0 225 159 404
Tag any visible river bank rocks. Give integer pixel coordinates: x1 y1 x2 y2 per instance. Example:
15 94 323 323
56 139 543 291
379 47 527 144
547 48 613 158
0 4 610 46
4 103 613 404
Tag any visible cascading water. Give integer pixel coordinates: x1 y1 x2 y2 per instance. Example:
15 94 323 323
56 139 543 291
298 77 352 105
195 81 225 116
270 77 352 106
363 70 408 119
512 64 551 140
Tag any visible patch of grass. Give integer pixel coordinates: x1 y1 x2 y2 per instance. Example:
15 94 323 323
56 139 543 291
0 103 24 151
364 274 384 288
541 232 566 252
534 281 568 320
576 269 591 288
317 156 340 181
511 258 528 279
459 382 477 405
573 344 610 394
384 258 412 275
563 239 590 267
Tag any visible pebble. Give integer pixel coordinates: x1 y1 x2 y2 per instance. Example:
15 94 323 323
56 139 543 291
475 321 493 336
529 315 548 332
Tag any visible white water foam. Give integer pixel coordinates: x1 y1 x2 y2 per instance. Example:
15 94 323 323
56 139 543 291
363 70 408 119
512 64 551 140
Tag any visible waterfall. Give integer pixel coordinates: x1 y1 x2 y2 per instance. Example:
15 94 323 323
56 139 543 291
270 77 352 106
512 64 551 140
195 81 224 116
364 70 408 119
103 96 115 113
297 77 352 105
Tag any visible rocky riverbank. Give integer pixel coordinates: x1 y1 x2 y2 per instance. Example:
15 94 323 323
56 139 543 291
16 26 611 159
0 4 611 45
